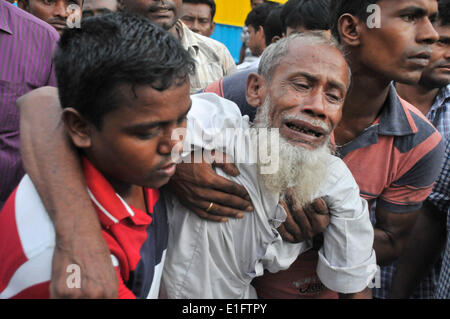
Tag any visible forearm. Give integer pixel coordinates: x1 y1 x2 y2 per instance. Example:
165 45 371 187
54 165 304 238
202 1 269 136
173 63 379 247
373 229 403 266
18 87 101 242
374 228 419 266
389 202 446 298
373 209 419 266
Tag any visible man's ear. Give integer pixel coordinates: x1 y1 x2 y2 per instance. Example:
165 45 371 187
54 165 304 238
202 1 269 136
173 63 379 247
246 73 267 108
338 13 362 46
271 35 281 44
61 108 93 149
257 25 266 40
209 21 216 36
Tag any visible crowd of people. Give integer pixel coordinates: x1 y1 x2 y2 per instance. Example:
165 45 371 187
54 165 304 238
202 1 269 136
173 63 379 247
0 0 448 300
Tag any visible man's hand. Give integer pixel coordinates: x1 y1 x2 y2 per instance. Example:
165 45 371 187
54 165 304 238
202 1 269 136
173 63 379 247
168 151 254 222
51 231 118 299
277 189 330 243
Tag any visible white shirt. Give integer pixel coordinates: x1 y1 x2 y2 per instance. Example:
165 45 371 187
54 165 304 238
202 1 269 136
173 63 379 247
162 93 377 299
237 57 260 71
177 21 237 93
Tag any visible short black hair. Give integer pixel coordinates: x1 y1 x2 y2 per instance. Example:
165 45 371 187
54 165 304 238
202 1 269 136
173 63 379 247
183 0 216 20
286 0 331 32
438 0 450 25
54 12 195 128
245 1 280 30
329 0 380 42
264 6 283 46
280 0 301 33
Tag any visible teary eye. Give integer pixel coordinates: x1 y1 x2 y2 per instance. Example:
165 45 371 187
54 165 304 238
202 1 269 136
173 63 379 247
292 82 310 91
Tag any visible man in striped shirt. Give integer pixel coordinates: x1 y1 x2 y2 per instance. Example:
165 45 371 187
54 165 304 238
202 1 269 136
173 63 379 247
390 0 450 298
0 0 59 210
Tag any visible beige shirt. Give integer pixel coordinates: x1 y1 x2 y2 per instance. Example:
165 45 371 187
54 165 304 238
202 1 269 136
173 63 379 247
176 21 237 93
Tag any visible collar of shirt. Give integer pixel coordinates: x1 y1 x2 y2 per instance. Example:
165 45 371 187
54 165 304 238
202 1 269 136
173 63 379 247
176 20 200 57
336 83 418 157
82 157 156 228
429 84 450 117
375 82 418 136
0 1 13 35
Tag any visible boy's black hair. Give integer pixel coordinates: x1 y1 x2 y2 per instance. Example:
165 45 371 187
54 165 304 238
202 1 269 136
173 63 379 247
438 0 450 25
54 12 195 128
329 0 380 42
183 0 216 20
264 6 283 46
286 0 331 32
245 1 280 30
280 0 301 33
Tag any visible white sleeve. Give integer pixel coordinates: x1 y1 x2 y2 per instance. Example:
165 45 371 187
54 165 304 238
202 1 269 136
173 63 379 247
182 93 250 158
316 157 377 294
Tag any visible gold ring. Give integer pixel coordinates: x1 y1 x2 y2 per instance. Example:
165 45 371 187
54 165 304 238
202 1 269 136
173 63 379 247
206 202 214 213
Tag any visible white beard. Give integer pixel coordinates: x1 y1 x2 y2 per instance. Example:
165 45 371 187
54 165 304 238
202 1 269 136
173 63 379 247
253 96 332 208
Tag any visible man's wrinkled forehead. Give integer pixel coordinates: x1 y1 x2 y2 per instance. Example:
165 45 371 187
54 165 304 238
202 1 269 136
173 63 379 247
274 42 349 86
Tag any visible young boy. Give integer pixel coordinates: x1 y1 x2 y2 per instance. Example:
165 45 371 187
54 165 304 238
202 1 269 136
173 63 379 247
0 12 195 299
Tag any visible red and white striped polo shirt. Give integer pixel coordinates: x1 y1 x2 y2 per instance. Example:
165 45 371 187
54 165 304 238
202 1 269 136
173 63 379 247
0 158 168 299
